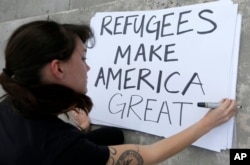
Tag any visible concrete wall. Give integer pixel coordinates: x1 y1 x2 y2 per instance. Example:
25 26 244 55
0 0 249 164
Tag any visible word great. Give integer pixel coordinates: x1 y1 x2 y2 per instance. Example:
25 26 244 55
108 93 193 126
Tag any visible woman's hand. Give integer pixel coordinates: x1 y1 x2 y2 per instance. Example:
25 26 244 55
200 98 238 131
105 98 238 165
71 108 91 132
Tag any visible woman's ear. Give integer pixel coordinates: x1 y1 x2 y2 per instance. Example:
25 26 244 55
50 59 64 79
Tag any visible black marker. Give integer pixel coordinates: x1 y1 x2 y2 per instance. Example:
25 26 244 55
197 102 242 109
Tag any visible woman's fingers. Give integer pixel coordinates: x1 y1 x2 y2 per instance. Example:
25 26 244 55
71 109 91 131
203 98 238 129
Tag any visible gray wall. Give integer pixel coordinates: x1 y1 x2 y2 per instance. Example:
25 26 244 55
0 0 249 164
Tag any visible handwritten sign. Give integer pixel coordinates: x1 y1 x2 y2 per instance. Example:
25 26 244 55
87 1 240 151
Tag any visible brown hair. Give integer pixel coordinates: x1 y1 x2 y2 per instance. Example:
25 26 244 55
0 20 94 117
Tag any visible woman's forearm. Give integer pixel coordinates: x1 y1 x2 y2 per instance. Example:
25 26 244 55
145 119 211 164
106 99 237 165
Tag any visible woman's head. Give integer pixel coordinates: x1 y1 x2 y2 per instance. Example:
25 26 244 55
0 20 94 116
4 20 92 87
40 29 91 94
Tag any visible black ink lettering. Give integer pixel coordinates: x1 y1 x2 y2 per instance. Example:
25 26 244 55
149 45 162 61
177 10 194 35
197 9 217 34
124 68 136 89
123 15 139 34
114 45 131 65
146 15 160 40
144 99 157 122
164 72 180 93
108 93 126 119
164 44 177 62
137 69 154 91
100 16 113 35
173 102 193 126
134 44 146 62
157 101 172 124
134 15 145 38
161 12 175 37
156 70 162 93
107 68 122 90
94 67 106 87
127 95 143 120
182 72 205 95
114 16 124 35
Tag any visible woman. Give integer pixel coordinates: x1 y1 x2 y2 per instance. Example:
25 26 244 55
0 20 238 165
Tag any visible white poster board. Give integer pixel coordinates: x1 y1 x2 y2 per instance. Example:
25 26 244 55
87 0 241 152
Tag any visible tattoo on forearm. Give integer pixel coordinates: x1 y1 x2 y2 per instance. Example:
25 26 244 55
110 147 117 155
116 150 143 165
109 147 117 164
109 146 143 165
